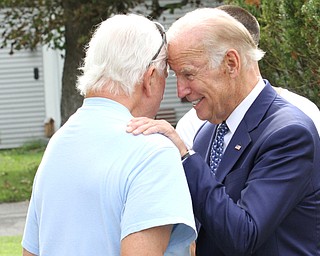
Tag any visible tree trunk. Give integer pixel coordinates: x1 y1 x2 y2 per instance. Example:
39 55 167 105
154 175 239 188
60 1 93 125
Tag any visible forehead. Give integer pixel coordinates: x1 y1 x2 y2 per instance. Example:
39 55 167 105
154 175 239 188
167 31 208 72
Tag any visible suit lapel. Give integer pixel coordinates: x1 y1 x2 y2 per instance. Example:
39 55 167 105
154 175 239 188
216 80 277 181
193 122 217 161
193 80 277 182
215 123 251 182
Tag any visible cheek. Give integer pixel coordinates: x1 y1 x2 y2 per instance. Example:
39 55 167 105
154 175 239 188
203 81 227 110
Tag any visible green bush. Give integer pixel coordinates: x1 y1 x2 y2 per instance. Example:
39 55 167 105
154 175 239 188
226 0 320 108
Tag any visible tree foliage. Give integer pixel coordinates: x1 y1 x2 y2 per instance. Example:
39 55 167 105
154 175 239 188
0 0 146 51
0 0 64 52
226 0 320 108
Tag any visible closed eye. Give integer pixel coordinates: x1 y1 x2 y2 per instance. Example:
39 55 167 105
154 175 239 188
184 73 195 80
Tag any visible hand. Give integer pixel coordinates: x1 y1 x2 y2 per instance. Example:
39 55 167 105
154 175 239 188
190 241 196 256
127 117 188 157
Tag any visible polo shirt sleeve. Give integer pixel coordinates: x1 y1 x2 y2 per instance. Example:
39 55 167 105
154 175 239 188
120 145 197 253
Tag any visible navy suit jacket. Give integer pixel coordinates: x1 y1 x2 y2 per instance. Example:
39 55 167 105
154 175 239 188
184 81 320 255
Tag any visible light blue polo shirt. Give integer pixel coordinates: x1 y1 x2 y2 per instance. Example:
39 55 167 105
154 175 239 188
22 98 197 255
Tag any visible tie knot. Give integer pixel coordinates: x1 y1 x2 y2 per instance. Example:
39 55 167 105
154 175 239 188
217 122 229 136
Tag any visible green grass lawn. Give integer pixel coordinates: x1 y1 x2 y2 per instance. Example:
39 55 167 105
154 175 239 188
0 141 46 255
0 236 22 256
0 140 46 203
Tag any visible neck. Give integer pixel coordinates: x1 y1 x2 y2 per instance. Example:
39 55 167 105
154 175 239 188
86 89 138 115
237 64 260 99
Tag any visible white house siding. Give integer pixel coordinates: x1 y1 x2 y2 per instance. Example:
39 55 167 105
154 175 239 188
0 47 46 149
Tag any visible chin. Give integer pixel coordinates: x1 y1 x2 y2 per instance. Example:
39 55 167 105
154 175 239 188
194 109 205 120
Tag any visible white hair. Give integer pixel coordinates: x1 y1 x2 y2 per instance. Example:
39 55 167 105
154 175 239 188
76 14 167 96
167 8 265 69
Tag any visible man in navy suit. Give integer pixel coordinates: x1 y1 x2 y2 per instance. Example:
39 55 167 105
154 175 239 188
128 7 320 256
175 5 320 150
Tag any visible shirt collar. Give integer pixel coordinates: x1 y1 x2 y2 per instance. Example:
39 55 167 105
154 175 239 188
225 77 265 135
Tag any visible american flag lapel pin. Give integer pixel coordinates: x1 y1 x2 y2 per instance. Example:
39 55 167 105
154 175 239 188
235 144 241 151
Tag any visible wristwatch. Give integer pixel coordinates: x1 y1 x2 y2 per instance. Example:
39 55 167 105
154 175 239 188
181 150 195 161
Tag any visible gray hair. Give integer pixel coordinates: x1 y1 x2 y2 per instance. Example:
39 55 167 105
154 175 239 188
167 8 265 69
77 14 167 96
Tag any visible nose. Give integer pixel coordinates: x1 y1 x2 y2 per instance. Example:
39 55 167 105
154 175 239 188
177 79 191 99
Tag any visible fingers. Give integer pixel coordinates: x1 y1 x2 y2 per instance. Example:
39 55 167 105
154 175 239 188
126 117 188 155
127 117 174 136
127 117 161 135
129 123 158 135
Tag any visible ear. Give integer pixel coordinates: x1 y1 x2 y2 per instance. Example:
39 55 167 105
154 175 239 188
224 49 240 77
142 66 156 97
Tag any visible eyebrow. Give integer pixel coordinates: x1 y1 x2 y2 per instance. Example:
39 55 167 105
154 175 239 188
180 66 199 74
